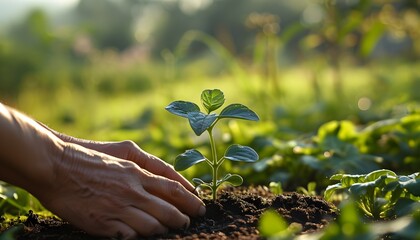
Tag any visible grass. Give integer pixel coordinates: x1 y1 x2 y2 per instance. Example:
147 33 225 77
1 54 419 239
12 58 420 141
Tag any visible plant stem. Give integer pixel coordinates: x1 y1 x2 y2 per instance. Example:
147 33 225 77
208 127 218 200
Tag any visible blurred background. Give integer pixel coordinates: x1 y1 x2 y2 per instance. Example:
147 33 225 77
0 0 419 194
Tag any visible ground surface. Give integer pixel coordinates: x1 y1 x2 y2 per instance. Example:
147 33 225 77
1 186 338 239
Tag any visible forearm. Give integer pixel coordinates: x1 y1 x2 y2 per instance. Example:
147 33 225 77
0 103 64 196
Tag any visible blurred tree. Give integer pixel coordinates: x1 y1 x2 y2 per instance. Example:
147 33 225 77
0 9 51 99
300 0 420 97
151 0 301 58
75 0 134 50
245 12 281 93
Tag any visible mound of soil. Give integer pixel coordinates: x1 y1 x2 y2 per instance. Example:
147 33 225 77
1 186 338 239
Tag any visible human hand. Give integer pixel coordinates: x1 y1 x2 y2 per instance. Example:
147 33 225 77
38 123 195 193
1 106 206 239
36 141 205 239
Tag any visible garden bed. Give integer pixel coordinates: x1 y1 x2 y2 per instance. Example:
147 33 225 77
2 186 337 239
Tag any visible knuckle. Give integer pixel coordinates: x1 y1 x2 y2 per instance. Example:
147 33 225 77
167 181 185 198
119 140 138 152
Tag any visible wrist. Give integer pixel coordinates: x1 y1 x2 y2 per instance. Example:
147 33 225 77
0 104 65 198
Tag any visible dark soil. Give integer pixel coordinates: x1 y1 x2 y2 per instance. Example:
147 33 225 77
1 186 338 239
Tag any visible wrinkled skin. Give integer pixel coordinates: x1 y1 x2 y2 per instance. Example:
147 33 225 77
0 103 205 239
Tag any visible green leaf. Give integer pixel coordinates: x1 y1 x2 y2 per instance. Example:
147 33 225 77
165 101 200 118
360 20 385 57
364 169 396 182
222 173 243 186
341 175 365 187
187 112 218 136
329 174 345 181
259 209 288 237
174 149 206 171
393 198 420 217
192 178 206 186
201 89 225 113
224 144 259 162
349 182 375 197
219 104 259 121
400 178 420 196
324 183 344 201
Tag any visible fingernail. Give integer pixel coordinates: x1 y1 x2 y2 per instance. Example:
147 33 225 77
198 205 206 216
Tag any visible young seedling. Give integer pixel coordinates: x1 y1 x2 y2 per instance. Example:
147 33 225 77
165 89 259 200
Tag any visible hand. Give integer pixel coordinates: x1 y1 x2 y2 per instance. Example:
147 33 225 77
0 105 205 239
36 140 205 239
43 127 195 193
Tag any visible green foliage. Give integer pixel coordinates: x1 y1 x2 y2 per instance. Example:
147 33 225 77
269 182 283 195
258 209 301 240
319 201 374 240
252 110 420 191
166 89 259 200
0 182 46 215
297 182 317 197
325 169 420 220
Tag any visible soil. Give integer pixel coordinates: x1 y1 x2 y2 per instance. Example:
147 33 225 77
1 186 338 239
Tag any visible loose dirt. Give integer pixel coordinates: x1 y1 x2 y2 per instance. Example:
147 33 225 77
1 186 338 239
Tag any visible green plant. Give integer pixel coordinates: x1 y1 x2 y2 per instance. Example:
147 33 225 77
165 89 259 200
297 182 317 196
324 169 420 219
269 181 283 195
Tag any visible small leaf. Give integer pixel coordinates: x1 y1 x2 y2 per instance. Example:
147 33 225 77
192 178 207 186
174 149 206 171
219 104 259 121
222 174 243 186
187 112 218 136
224 144 259 162
165 101 200 118
201 89 225 113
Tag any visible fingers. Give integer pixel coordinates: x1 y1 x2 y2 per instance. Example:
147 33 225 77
116 141 196 193
101 220 138 240
118 207 169 237
132 194 190 230
143 154 196 192
88 212 168 239
143 175 206 218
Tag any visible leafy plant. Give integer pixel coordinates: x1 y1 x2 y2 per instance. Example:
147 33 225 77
325 169 420 219
166 89 259 200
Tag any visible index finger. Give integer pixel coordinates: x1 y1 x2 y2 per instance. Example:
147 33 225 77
141 153 196 193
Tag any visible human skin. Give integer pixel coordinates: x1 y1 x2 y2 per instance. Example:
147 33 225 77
0 103 206 239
